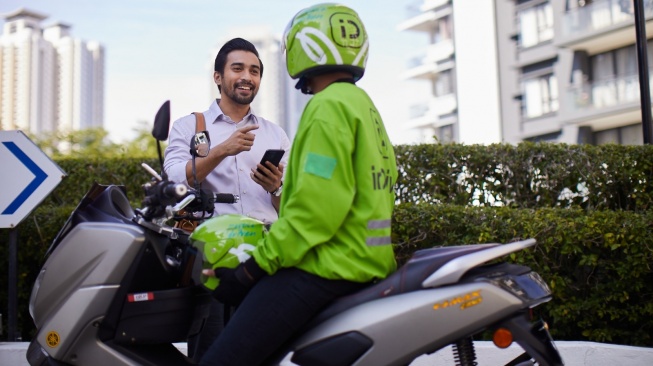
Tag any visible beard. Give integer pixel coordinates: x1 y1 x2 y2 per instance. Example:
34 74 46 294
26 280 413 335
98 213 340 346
224 82 258 105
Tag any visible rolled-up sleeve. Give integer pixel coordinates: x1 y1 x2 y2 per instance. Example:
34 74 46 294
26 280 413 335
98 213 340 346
163 116 194 186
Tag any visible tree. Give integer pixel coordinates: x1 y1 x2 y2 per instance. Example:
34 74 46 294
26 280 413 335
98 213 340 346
117 120 165 157
28 122 165 159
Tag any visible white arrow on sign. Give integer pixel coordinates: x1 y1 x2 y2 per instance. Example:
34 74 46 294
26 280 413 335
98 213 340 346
0 130 66 228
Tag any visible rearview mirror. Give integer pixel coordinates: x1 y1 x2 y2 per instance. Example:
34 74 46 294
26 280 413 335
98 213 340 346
152 100 171 141
152 100 170 179
191 131 211 157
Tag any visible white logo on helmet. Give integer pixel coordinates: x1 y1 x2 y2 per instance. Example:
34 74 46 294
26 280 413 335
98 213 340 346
353 39 369 67
228 243 256 263
297 27 343 65
295 27 369 68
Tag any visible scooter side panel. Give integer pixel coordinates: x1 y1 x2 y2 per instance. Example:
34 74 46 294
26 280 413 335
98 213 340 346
31 222 145 325
64 315 155 366
32 286 119 362
30 222 145 362
287 282 523 366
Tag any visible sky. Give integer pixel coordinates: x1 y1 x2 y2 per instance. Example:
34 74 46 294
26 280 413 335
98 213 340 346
1 0 428 144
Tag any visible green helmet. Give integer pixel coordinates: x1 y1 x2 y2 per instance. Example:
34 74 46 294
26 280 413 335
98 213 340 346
283 3 369 82
190 214 266 290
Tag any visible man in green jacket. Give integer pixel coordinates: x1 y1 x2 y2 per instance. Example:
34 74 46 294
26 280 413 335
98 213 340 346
201 4 397 365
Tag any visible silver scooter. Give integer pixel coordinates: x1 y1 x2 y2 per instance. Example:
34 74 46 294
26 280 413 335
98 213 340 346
26 101 563 366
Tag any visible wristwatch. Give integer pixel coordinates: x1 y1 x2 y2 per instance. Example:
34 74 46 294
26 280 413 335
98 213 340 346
271 182 283 197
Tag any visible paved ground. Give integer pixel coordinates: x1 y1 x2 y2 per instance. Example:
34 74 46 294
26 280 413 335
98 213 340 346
2 341 652 365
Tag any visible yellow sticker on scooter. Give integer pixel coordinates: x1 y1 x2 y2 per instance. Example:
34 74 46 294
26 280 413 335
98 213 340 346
433 290 483 311
46 331 60 348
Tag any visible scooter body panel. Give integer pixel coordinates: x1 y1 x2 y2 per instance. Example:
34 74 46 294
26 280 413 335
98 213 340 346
29 222 146 362
285 282 523 366
58 315 137 366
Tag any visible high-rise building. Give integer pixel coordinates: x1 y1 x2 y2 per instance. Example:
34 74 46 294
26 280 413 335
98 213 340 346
0 8 104 135
398 0 502 144
209 27 310 139
399 0 652 146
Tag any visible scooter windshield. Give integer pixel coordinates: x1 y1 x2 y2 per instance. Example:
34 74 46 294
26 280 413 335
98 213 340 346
44 183 135 259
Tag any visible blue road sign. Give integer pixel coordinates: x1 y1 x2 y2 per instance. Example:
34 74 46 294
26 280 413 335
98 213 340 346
0 131 66 228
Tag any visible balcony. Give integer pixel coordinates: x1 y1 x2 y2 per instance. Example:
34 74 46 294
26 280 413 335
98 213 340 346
401 46 455 80
570 72 649 112
421 0 451 12
559 0 653 53
397 1 452 33
562 71 653 130
406 94 457 129
426 39 454 63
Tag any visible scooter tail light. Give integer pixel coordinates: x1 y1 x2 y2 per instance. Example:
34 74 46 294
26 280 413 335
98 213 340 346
492 328 514 349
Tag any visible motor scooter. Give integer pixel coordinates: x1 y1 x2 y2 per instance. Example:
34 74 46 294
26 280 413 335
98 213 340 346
27 101 563 366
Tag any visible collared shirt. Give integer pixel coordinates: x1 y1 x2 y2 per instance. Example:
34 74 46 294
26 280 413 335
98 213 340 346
164 99 291 223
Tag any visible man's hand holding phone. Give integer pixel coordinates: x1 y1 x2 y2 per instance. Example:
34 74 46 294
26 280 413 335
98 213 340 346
251 149 284 195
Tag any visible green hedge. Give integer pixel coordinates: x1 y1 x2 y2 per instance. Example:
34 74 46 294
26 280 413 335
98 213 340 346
43 156 160 207
31 143 653 211
393 203 653 346
2 143 653 346
395 143 653 210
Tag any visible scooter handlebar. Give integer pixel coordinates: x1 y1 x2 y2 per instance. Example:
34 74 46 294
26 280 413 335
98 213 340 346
214 193 239 204
163 182 188 199
140 181 188 220
175 189 239 215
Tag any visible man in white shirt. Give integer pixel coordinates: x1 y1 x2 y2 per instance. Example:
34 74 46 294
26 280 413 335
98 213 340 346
163 37 291 360
165 38 290 222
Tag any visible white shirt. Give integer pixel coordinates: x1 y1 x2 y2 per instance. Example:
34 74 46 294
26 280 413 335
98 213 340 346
164 100 291 223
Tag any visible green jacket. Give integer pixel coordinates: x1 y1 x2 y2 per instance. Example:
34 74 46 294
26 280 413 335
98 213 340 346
253 81 397 282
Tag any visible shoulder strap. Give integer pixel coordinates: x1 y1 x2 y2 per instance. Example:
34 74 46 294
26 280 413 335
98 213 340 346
193 112 206 133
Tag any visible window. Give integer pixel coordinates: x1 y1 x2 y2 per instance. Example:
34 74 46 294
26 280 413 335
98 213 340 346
521 60 559 118
433 15 453 43
434 69 455 97
594 124 643 145
437 124 455 143
591 44 639 81
518 2 554 48
588 42 649 108
523 74 558 118
526 131 562 142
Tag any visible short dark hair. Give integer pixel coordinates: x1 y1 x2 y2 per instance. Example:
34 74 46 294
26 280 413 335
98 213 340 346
214 37 264 77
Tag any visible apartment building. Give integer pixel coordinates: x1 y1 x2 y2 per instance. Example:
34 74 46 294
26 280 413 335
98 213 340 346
398 0 503 144
0 8 104 135
401 0 652 145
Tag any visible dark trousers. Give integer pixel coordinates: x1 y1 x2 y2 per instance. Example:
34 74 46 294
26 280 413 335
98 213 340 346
199 268 366 366
188 299 227 362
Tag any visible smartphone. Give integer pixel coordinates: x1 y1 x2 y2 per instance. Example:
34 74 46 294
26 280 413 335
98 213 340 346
257 149 285 175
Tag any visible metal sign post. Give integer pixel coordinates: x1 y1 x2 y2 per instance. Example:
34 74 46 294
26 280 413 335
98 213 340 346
1 130 66 341
634 0 653 144
8 227 18 341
